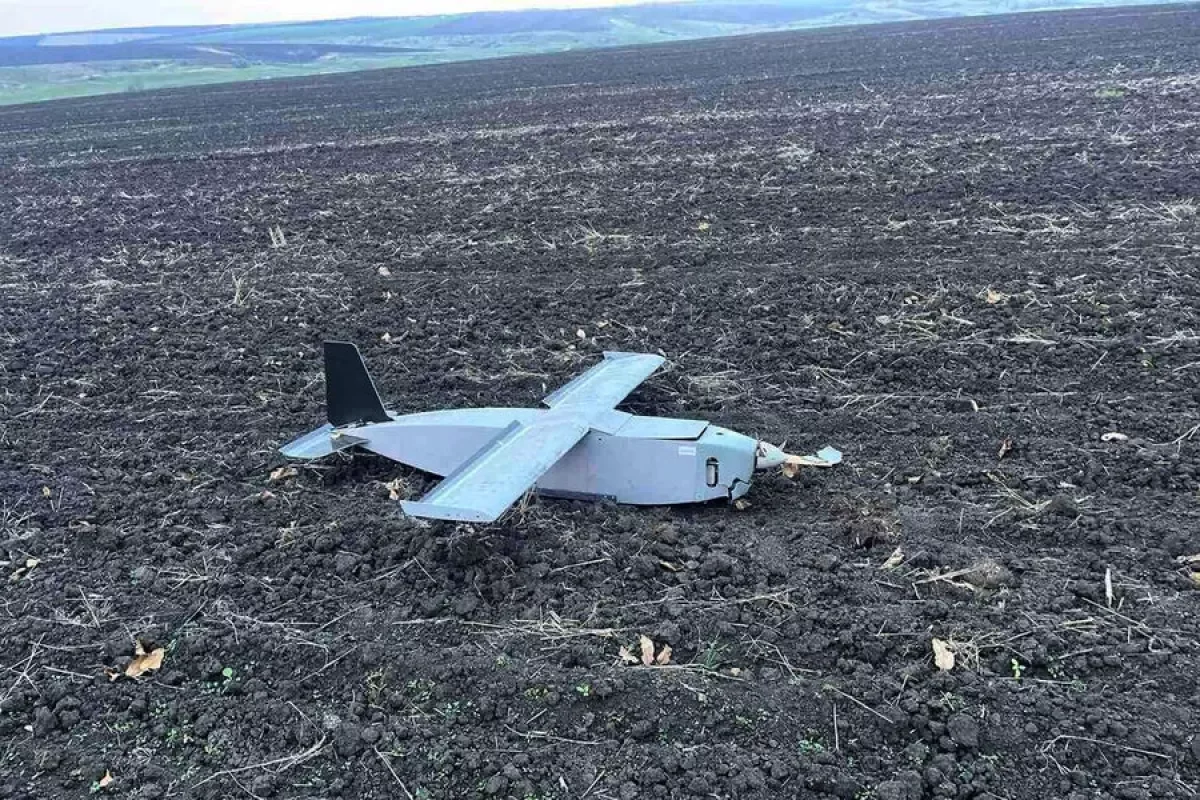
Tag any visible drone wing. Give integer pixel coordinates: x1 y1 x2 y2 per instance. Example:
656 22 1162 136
401 352 663 523
543 351 665 411
400 415 590 523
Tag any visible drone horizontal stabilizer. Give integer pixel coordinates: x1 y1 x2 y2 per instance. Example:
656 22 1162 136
543 351 664 411
401 416 589 522
280 424 368 459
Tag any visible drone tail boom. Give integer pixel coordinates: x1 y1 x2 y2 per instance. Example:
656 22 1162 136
325 341 390 427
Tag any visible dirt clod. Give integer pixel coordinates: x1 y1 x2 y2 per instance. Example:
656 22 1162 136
963 559 1014 590
1044 494 1079 517
947 714 980 748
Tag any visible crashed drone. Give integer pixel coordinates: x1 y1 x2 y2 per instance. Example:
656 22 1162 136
281 342 840 522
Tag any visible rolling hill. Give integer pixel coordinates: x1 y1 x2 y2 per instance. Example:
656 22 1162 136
0 0 1185 104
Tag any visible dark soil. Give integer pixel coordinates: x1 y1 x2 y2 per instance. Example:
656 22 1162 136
2 5 1198 799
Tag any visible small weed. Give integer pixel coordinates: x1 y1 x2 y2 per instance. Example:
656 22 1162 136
938 692 965 711
201 667 236 696
1010 658 1024 680
165 725 193 747
231 273 251 306
698 640 726 672
574 683 591 698
366 669 388 706
735 708 769 728
435 701 464 719
523 685 548 701
799 735 825 754
405 678 435 703
1095 86 1127 99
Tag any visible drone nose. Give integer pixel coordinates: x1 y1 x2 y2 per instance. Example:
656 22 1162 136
755 441 787 470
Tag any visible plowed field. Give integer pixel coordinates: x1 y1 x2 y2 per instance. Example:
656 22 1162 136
1 5 1198 799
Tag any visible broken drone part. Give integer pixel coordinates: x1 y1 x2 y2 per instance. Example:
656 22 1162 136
281 342 840 522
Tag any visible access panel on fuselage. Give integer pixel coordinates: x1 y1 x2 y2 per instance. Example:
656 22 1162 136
536 431 704 505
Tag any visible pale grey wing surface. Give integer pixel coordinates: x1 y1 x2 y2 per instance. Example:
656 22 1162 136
543 351 665 411
400 416 590 523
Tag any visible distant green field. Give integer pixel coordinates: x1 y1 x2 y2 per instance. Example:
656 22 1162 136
0 0 1181 106
0 57 429 106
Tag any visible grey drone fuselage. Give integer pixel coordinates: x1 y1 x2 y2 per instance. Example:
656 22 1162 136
284 407 761 510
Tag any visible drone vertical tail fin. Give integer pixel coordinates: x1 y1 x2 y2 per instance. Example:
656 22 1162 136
324 341 390 427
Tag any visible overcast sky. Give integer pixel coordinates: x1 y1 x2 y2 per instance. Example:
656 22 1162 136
1 0 665 38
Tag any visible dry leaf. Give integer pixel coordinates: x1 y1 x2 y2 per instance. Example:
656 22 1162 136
932 638 955 671
269 466 297 483
1190 572 1200 589
734 498 752 511
1176 553 1200 565
984 288 1008 304
1104 567 1114 608
623 636 672 667
997 438 1013 459
658 560 681 572
698 221 710 231
377 266 391 277
41 486 52 498
880 547 905 570
9 558 39 582
1100 431 1128 442
639 635 655 666
385 478 407 501
124 641 166 679
98 771 114 789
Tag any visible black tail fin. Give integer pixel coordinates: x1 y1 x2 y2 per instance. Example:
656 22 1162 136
324 341 390 426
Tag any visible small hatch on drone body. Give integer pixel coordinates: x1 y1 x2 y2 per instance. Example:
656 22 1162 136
706 457 720 487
